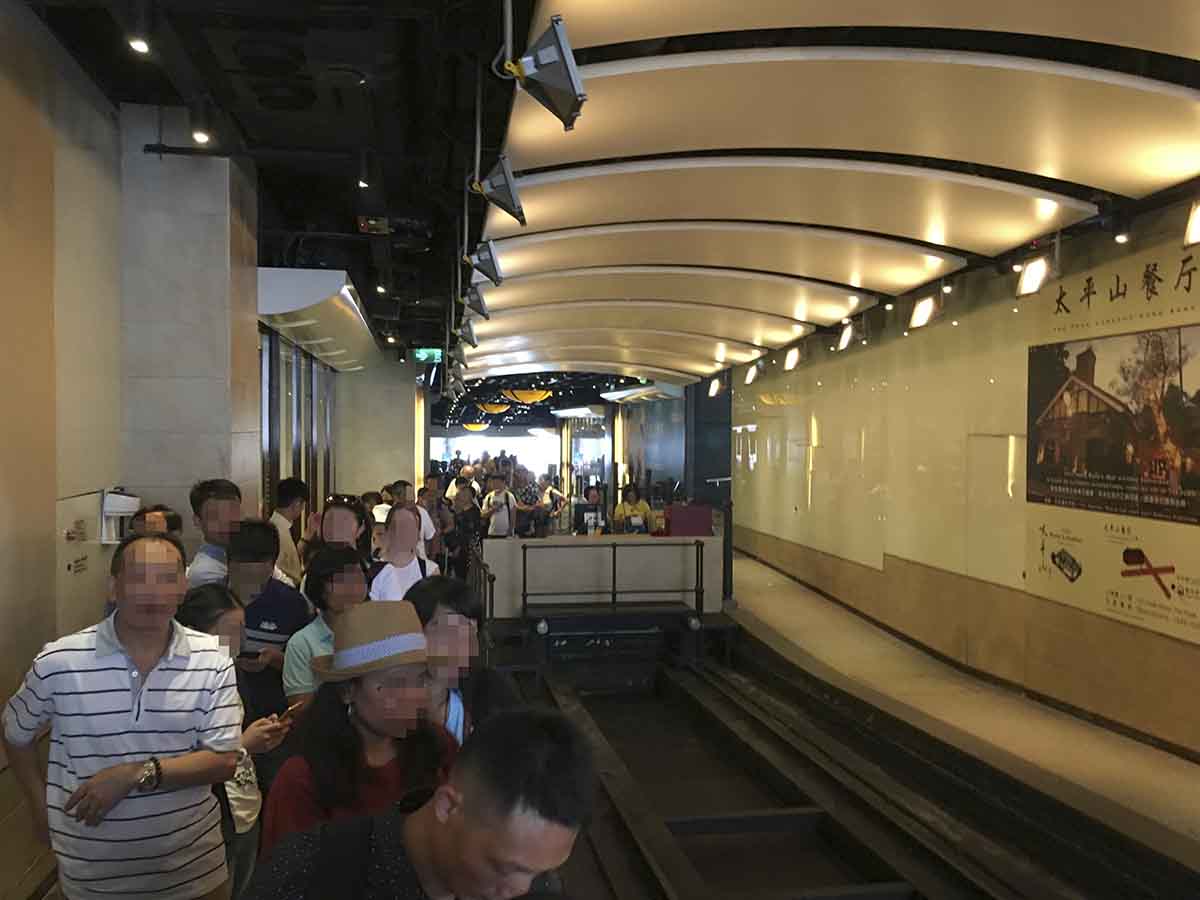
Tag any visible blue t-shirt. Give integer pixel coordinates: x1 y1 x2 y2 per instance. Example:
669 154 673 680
240 578 313 721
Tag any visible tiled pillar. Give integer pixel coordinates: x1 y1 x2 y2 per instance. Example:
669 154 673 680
120 104 261 552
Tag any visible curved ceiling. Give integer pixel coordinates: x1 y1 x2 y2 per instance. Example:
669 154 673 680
481 157 1097 255
478 221 962 296
470 4 1200 388
506 49 1200 198
465 361 700 387
470 301 812 349
532 1 1200 60
476 266 865 327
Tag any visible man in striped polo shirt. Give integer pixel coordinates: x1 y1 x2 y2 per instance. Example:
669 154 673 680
3 533 242 900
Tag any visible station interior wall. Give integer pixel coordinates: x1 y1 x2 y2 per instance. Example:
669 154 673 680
334 358 420 496
732 202 1200 756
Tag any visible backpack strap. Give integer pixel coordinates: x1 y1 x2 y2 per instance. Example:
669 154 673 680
306 815 375 900
417 556 427 578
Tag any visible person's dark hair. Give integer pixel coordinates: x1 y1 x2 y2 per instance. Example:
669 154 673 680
276 477 308 510
227 518 280 564
317 494 371 561
176 583 240 633
361 491 383 509
490 473 508 484
406 575 481 626
455 709 595 830
131 503 184 534
299 681 446 813
189 478 241 516
110 532 187 577
385 503 422 532
622 484 640 503
392 479 413 494
417 487 429 500
304 545 369 611
584 485 600 501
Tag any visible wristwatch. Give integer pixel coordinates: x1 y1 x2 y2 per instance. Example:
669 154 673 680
135 758 160 793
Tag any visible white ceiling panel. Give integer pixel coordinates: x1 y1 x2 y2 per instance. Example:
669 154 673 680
470 300 813 348
482 157 1097 256
532 0 1200 60
477 266 867 328
466 327 764 365
505 49 1200 198
467 346 726 377
482 222 963 295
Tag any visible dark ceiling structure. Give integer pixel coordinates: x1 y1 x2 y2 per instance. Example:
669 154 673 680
33 0 531 353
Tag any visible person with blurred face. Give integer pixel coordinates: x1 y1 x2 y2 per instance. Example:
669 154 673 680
188 478 243 588
407 576 523 749
300 495 371 567
226 520 311 794
259 601 455 857
369 505 440 601
245 709 594 900
3 534 242 900
283 546 369 710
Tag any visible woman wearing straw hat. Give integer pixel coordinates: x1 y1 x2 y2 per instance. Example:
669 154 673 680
260 601 456 857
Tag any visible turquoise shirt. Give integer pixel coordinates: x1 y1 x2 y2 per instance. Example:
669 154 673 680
283 614 333 699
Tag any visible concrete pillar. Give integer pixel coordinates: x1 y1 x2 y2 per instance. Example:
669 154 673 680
120 105 261 551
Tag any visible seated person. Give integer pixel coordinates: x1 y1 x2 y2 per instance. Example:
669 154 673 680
283 545 369 711
260 601 456 858
613 484 653 534
407 576 521 745
370 505 439 601
573 485 609 535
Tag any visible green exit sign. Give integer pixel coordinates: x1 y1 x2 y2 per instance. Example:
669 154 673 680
414 348 443 363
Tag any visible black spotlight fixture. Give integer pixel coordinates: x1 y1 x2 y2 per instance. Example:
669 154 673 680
127 0 152 54
189 98 213 145
459 318 479 348
463 286 490 320
465 240 503 286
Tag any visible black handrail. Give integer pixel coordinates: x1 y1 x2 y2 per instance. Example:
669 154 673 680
520 540 705 619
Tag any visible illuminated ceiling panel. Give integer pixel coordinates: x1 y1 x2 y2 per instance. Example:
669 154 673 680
532 0 1200 60
476 266 867 328
481 157 1097 256
466 328 764 365
470 301 813 348
466 345 727 378
481 222 961 295
506 49 1200 198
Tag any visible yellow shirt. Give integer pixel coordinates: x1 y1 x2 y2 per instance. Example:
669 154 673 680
613 499 653 532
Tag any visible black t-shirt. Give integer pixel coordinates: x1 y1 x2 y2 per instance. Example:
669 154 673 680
245 806 430 900
241 578 313 721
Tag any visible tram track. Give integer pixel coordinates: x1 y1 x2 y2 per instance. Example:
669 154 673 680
507 630 1200 900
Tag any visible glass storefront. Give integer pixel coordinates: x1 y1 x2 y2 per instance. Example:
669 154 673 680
260 326 336 513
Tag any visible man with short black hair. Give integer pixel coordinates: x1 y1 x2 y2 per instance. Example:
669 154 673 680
392 479 438 560
131 503 184 539
482 473 518 538
4 533 242 900
245 708 594 900
272 477 308 586
188 478 243 588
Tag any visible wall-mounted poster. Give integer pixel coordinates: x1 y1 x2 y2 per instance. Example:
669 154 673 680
1028 325 1200 526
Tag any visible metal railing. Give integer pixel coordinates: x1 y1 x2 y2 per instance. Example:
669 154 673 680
520 540 705 618
465 540 496 623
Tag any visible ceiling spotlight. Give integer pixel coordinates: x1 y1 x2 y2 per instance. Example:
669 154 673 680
1012 262 1024 273
952 320 960 327
884 303 895 311
837 323 854 352
1016 256 1050 296
942 283 953 295
466 240 504 286
841 317 851 325
189 99 212 146
708 378 720 398
473 154 525 226
1013 306 1020 313
396 347 407 363
1186 201 1200 248
386 335 396 344
744 365 757 386
459 318 478 349
1114 232 1130 245
505 15 587 131
463 286 490 320
128 0 152 54
375 284 386 295
910 296 937 329
784 347 800 371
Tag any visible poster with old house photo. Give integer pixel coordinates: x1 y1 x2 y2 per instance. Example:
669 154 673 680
1028 326 1200 526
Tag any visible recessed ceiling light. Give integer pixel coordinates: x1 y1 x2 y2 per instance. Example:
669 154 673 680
129 37 150 54
386 336 396 344
358 179 369 189
942 284 953 295
841 317 851 325
1012 263 1024 273
375 285 386 295
1114 232 1130 244
884 303 894 311
951 320 960 327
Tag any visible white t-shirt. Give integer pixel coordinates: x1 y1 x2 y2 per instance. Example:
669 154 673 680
415 504 436 559
483 490 517 536
369 556 439 601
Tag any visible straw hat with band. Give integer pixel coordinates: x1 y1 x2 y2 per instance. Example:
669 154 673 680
311 600 427 682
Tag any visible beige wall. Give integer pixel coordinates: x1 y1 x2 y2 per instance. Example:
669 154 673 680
733 202 1200 754
333 361 419 494
0 2 119 894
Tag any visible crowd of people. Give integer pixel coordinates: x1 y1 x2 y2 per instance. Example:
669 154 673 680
2 473 595 900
